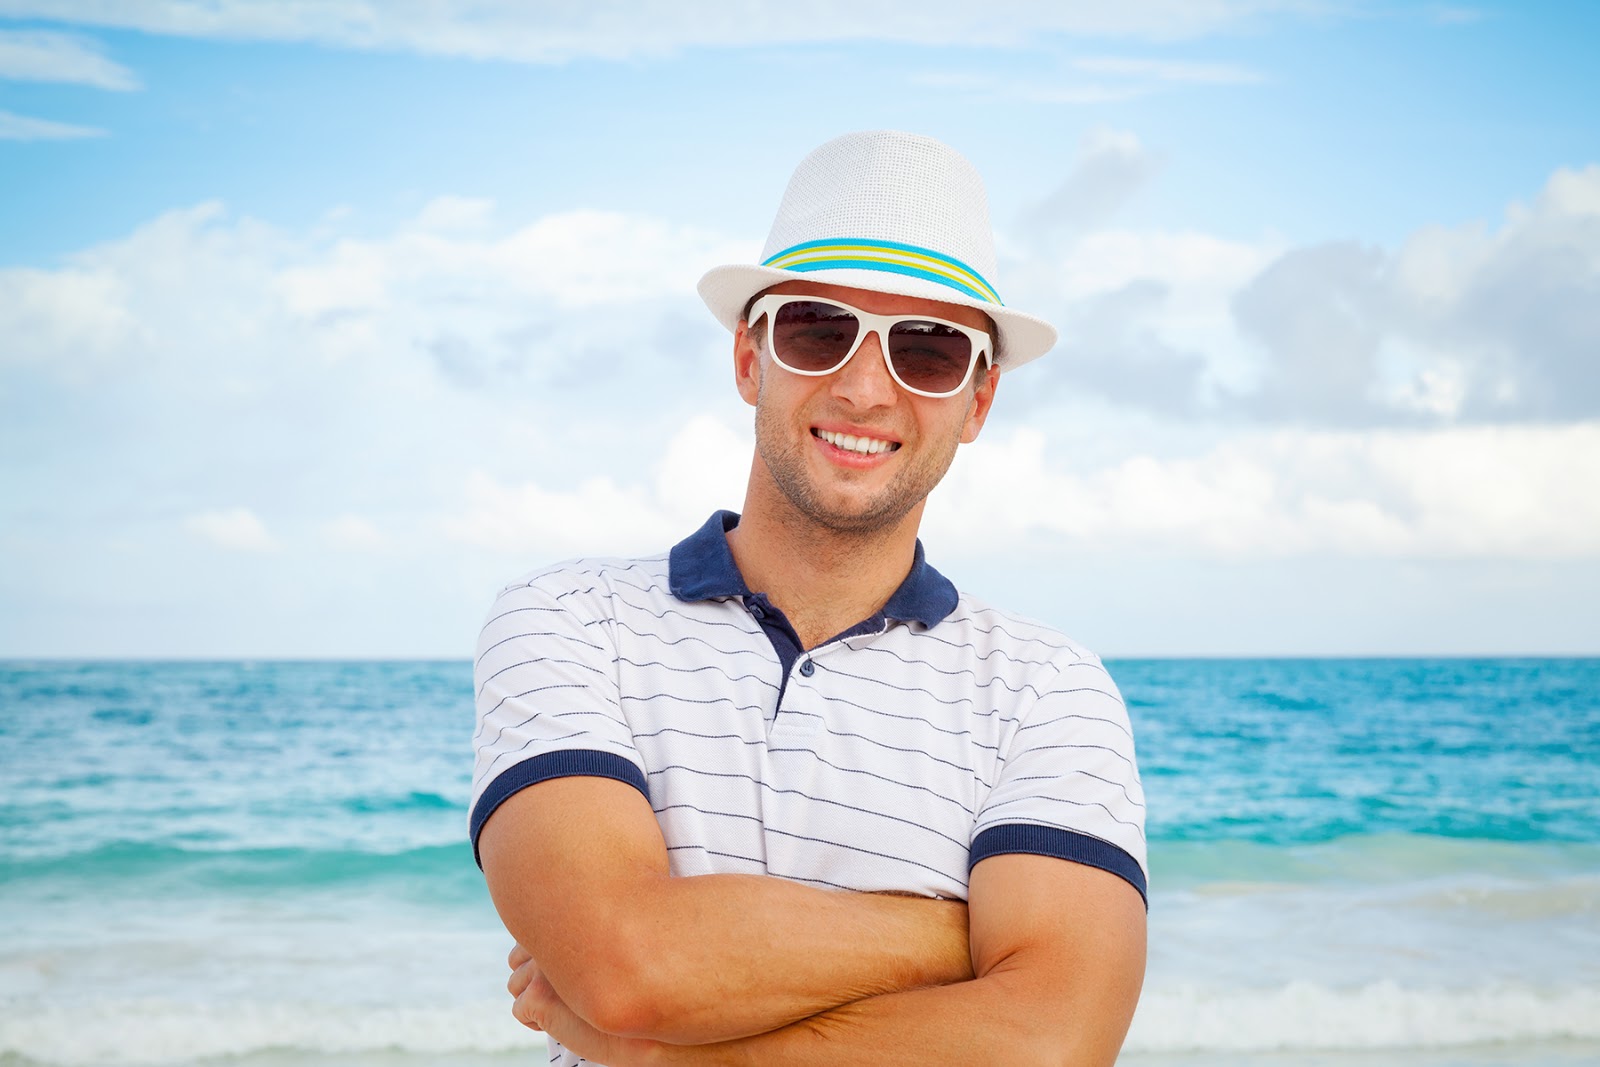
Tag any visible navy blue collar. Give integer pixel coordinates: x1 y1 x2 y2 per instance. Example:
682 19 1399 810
668 510 958 628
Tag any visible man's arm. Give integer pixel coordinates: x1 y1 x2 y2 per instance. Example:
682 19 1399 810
515 851 1148 1067
478 774 973 1045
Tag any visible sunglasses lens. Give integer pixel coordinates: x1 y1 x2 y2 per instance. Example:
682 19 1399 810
888 322 975 395
771 300 860 372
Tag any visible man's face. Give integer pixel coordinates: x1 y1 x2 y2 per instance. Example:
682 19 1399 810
733 280 1000 536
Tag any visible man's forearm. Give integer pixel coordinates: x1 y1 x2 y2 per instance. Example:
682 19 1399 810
481 780 972 1044
529 964 1129 1067
513 854 1148 1067
560 873 971 1043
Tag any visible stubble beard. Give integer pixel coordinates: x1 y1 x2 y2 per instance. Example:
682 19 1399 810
752 366 965 537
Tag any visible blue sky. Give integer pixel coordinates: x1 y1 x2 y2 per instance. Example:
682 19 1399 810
2 1 1598 657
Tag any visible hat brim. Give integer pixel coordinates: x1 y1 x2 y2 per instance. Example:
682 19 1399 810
697 263 1057 372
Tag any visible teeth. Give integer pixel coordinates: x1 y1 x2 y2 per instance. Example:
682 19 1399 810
818 429 897 455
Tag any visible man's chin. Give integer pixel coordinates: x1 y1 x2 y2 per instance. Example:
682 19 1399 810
789 490 923 537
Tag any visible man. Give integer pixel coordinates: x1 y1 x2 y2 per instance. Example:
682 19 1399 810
471 130 1147 1066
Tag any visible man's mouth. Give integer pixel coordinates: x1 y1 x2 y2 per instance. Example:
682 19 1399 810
813 428 901 455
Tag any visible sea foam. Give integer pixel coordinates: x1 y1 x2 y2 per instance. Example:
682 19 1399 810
0 998 544 1066
3 983 1599 1064
1125 981 1600 1052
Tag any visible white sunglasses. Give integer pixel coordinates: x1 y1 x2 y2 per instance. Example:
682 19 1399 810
746 294 994 399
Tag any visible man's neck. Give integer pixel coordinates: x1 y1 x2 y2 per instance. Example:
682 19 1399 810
726 493 923 651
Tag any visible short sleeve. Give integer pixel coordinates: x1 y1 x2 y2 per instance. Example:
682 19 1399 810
469 570 648 865
971 655 1148 905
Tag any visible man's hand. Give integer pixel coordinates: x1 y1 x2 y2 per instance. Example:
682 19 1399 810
506 943 547 1031
509 943 670 1067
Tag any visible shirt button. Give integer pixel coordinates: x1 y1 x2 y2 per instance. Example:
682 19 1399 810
750 605 765 619
799 660 815 677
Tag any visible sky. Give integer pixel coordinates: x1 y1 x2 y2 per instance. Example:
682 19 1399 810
2 1 1597 658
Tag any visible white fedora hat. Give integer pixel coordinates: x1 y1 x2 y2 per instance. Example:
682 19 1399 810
697 130 1057 371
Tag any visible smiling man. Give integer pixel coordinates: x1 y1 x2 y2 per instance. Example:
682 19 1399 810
471 131 1148 1066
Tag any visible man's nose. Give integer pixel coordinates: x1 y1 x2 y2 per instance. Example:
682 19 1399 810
829 329 898 408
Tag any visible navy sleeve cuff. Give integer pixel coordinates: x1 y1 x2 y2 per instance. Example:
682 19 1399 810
470 750 650 868
970 824 1148 909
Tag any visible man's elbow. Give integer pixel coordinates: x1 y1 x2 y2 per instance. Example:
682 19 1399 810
552 929 679 1039
566 982 664 1040
1000 1023 1122 1067
979 963 1138 1067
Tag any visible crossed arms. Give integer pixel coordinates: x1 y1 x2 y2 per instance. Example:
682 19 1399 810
479 775 1146 1067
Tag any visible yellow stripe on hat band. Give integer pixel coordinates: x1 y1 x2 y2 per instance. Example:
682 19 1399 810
761 239 1002 305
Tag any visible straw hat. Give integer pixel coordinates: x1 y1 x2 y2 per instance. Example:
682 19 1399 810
697 130 1056 370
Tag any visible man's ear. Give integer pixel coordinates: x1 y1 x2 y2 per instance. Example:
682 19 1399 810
733 320 761 407
960 364 1000 444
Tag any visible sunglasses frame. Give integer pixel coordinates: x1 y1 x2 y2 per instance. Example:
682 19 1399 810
745 294 994 399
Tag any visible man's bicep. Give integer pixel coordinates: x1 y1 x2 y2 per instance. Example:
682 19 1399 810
469 571 673 921
471 575 643 862
974 655 1150 905
479 776 671 1011
968 852 1146 1064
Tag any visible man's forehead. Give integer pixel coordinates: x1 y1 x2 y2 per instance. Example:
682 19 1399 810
754 280 996 334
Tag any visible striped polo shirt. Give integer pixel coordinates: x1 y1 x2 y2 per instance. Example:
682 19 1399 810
471 511 1147 909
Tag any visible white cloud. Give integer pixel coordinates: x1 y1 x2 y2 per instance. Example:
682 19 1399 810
8 160 1594 440
0 2 1321 60
275 199 749 321
1023 128 1165 236
1 196 746 389
0 28 137 89
411 195 495 233
0 201 303 380
1005 221 1282 411
1000 127 1286 412
1428 5 1488 25
928 422 1600 560
494 210 749 308
0 194 751 629
1541 165 1600 216
446 470 679 559
1003 160 1600 424
1014 83 1152 105
445 416 751 558
323 515 390 552
1049 229 1277 302
1233 164 1600 423
914 59 1262 107
447 415 1600 565
1072 56 1266 84
0 262 134 368
653 414 756 522
6 169 1598 654
186 508 278 552
0 107 102 139
5 176 1598 656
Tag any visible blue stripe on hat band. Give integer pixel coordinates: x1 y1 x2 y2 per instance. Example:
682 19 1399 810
769 257 997 304
761 238 1002 305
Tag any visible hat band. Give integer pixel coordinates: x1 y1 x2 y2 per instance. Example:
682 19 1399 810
761 237 1003 306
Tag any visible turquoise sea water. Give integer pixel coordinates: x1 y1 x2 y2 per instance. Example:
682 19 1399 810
1 658 1597 1065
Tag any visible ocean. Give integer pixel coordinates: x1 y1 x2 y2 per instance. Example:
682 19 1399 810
1 658 1596 1066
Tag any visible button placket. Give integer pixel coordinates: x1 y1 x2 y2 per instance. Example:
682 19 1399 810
771 652 824 738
